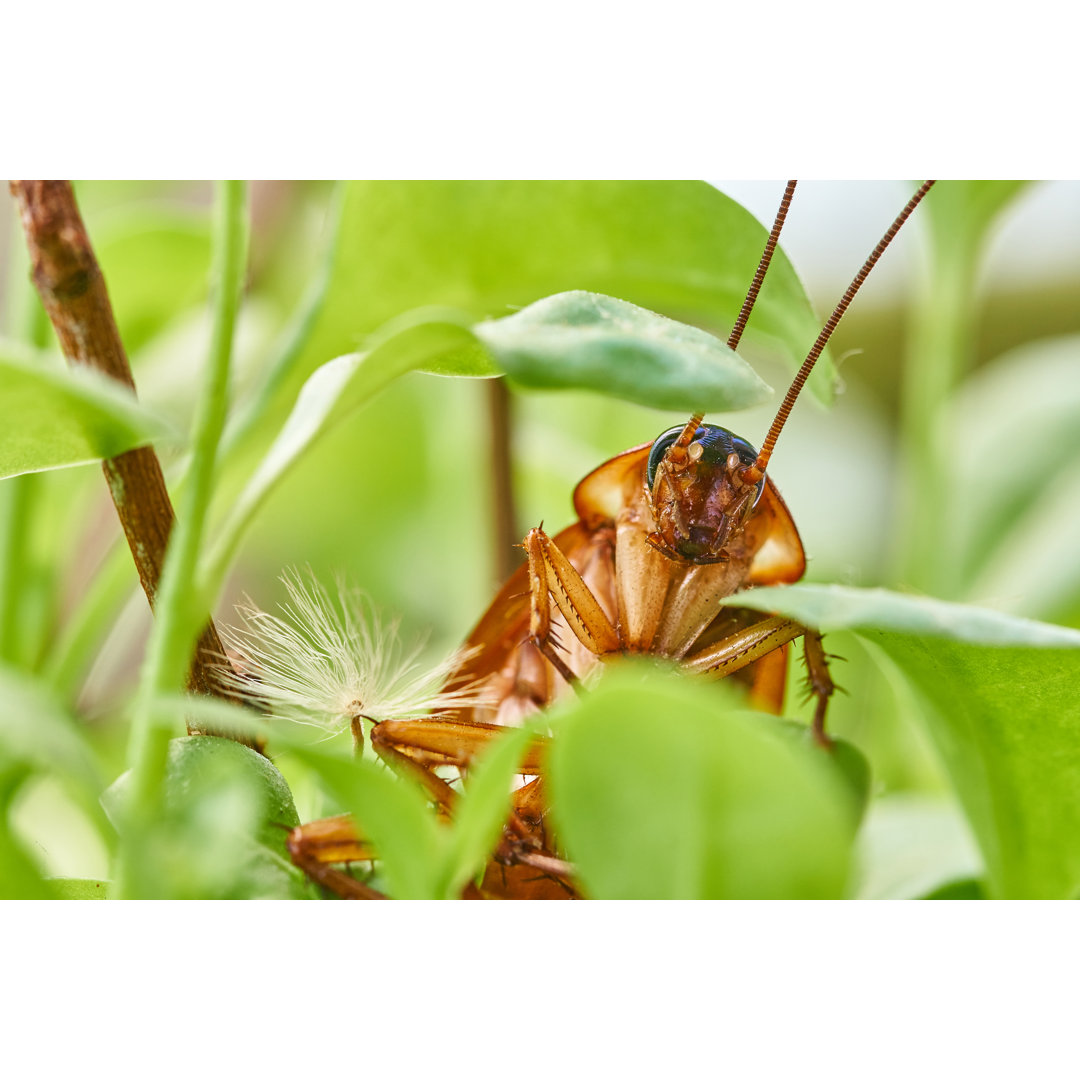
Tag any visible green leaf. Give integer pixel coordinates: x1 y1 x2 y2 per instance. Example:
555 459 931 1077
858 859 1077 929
104 736 307 899
288 743 445 900
299 181 833 404
870 634 1080 899
159 698 532 900
924 181 1032 250
943 335 1080 617
921 877 986 900
0 345 176 479
728 584 1080 646
727 584 1080 898
852 794 983 900
0 764 56 899
438 724 536 900
93 206 212 355
49 878 109 899
0 666 102 791
546 662 854 899
202 315 480 587
475 291 771 412
766 720 871 828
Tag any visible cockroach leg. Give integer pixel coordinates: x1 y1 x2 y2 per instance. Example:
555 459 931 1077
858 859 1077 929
374 720 577 900
681 615 806 679
748 641 790 715
525 526 620 665
801 630 836 747
532 633 580 689
510 851 578 897
369 733 462 816
287 814 387 900
289 723 568 898
371 718 547 775
683 616 836 739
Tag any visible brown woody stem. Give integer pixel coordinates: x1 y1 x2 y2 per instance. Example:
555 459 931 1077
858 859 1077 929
9 181 241 716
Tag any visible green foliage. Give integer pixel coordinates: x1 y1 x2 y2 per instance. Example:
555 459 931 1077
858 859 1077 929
0 179 1077 900
943 334 1080 616
475 291 771 409
0 666 110 898
734 585 1080 897
852 794 983 900
300 181 835 404
93 206 213 354
546 664 856 899
0 344 175 479
49 878 109 898
104 736 307 899
203 292 768 586
288 723 536 900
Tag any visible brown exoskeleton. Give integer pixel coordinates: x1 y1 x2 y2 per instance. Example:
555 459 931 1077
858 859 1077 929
286 180 937 899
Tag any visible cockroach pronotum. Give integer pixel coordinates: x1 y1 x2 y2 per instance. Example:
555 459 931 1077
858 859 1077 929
282 180 937 899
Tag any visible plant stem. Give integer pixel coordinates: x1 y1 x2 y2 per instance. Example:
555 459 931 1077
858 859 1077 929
0 229 46 666
896 241 978 596
894 182 1030 597
0 477 32 665
216 181 344 464
117 181 248 896
8 180 239 705
127 183 248 780
44 185 345 700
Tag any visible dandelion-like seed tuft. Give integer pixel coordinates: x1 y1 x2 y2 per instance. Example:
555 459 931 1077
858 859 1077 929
219 568 493 735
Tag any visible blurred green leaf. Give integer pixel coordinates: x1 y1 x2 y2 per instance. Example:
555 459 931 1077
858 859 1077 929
202 316 480 587
0 345 176 479
729 584 1080 898
730 584 1080 646
942 335 1080 617
546 663 854 899
207 287 781 588
924 181 1032 249
852 794 983 900
0 665 102 791
0 764 56 899
475 291 771 411
767 719 871 828
438 724 536 899
50 878 109 899
921 877 986 899
93 206 212 355
163 697 534 899
872 634 1080 899
287 743 445 900
104 736 307 899
300 181 833 404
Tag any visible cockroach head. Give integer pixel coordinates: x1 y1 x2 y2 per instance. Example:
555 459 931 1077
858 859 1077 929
645 421 765 564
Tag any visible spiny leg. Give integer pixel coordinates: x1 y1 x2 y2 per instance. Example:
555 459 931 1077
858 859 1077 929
748 641 790 715
682 615 806 678
683 615 837 741
372 717 574 895
801 630 836 747
371 717 547 775
524 526 619 685
287 814 386 900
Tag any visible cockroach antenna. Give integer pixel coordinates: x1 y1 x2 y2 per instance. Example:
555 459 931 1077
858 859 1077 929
740 180 937 485
727 179 799 354
669 179 799 458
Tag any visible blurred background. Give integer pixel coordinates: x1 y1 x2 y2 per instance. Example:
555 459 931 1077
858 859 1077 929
2 180 1078 889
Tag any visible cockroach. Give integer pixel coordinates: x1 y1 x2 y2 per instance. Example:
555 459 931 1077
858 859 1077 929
287 180 937 900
